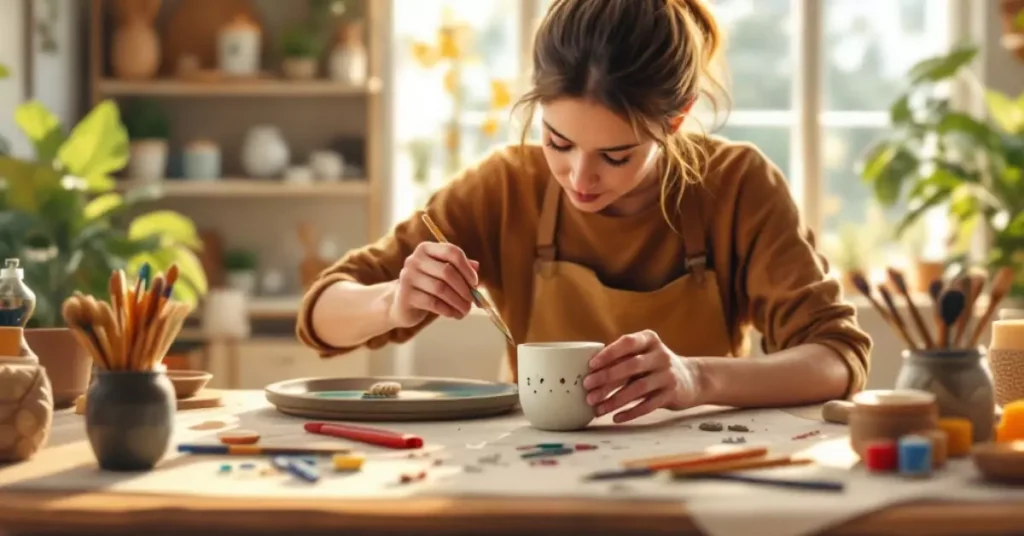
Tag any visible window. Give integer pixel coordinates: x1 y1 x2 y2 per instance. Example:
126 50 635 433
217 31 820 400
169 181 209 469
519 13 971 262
390 0 960 271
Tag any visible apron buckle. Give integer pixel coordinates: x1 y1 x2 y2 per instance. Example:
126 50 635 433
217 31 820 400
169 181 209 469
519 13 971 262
686 255 707 283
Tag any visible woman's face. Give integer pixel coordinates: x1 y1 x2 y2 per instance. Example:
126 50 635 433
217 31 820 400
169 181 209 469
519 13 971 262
540 98 661 215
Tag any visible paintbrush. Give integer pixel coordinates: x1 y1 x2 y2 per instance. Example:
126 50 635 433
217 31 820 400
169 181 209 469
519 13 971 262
954 268 987 347
887 267 933 348
849 270 890 323
937 288 966 349
878 284 919 349
968 266 1016 348
420 212 515 346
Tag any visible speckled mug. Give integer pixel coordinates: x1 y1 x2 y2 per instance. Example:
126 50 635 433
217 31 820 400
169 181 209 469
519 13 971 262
517 342 602 431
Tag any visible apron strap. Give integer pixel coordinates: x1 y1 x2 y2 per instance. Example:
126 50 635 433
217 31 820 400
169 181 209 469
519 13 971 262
679 185 708 283
535 179 561 262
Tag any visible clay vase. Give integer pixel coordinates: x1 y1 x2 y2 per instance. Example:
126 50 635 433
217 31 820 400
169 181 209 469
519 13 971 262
25 328 93 410
86 369 175 471
111 0 162 79
848 389 938 459
894 348 996 443
0 357 54 462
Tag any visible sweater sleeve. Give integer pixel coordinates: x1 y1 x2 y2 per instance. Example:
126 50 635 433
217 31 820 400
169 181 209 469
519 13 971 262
296 148 514 356
731 147 872 398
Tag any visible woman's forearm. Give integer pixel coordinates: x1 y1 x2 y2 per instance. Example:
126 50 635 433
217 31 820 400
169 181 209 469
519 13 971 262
692 343 851 408
310 280 399 349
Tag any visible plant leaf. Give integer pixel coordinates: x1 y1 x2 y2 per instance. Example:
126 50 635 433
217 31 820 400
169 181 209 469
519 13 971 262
14 101 65 161
56 100 129 182
895 188 950 236
83 192 124 222
0 64 8 79
890 94 912 125
122 182 164 205
128 210 202 250
984 90 1024 134
0 156 62 211
907 44 978 85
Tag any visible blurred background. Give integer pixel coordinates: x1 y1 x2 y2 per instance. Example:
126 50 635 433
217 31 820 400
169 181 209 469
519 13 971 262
0 0 1021 395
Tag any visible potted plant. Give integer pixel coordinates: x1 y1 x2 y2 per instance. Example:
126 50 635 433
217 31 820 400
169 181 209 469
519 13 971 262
123 98 171 183
0 99 208 408
858 43 1024 298
224 249 259 295
279 26 322 79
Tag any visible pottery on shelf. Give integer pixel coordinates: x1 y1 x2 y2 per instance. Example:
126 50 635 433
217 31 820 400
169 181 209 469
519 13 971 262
329 21 368 85
111 0 162 80
128 139 169 182
0 356 54 463
241 125 290 178
282 57 317 80
183 139 221 180
217 14 262 77
309 150 344 181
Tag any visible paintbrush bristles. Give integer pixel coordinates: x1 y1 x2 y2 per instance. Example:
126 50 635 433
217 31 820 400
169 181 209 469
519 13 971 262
60 264 191 372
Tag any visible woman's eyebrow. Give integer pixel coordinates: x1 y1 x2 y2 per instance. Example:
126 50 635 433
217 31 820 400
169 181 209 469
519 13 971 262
542 120 640 152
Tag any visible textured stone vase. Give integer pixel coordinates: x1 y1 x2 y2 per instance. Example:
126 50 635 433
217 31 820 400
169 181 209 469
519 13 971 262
0 357 54 462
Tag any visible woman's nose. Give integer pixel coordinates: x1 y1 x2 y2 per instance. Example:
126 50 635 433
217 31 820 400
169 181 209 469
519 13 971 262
571 156 598 189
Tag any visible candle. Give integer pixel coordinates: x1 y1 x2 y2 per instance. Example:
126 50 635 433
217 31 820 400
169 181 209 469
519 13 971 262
990 319 1024 350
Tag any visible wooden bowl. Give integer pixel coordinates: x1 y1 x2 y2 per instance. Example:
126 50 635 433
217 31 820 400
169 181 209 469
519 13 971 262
166 370 213 399
972 441 1024 483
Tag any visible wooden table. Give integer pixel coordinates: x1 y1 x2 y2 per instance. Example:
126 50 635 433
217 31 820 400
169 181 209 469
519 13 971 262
1 391 1022 536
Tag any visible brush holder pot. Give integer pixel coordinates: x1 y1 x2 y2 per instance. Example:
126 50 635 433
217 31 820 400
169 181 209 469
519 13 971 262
0 357 53 462
85 369 175 471
894 348 995 443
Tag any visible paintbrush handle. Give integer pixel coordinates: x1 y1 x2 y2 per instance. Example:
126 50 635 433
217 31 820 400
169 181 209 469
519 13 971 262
903 299 935 349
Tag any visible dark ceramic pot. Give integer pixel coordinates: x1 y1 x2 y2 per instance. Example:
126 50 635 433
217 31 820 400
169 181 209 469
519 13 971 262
85 369 175 471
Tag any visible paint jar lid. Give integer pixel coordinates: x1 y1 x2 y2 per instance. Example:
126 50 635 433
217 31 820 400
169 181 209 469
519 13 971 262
1 259 23 279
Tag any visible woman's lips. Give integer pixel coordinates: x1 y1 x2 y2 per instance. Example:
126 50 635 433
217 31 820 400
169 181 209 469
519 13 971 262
571 190 601 203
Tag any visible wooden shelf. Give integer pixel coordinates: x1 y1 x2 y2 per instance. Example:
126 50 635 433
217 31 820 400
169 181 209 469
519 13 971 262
188 295 303 321
97 77 383 98
116 179 370 198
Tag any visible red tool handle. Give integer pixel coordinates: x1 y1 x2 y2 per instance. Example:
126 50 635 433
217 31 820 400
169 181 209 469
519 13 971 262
304 422 424 449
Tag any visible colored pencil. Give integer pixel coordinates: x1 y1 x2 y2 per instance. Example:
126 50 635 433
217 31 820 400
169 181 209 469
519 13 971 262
668 455 812 476
305 422 424 449
623 446 768 471
177 444 352 456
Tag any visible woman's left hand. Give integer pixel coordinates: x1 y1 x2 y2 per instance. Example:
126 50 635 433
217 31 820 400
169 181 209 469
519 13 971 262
582 330 703 423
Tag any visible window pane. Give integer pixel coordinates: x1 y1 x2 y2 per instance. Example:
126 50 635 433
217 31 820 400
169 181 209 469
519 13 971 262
711 0 793 111
823 0 950 111
391 0 523 222
715 125 792 180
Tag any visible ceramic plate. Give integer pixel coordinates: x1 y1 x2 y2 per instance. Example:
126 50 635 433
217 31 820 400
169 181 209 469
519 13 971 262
264 376 520 421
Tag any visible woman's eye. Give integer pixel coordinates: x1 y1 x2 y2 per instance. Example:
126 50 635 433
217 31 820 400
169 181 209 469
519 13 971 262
602 154 631 167
545 140 572 152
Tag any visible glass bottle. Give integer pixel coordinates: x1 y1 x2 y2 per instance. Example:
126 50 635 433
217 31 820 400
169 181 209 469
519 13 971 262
0 258 37 358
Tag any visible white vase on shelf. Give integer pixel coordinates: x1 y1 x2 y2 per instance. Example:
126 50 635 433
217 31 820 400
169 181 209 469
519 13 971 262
240 125 289 178
328 21 368 85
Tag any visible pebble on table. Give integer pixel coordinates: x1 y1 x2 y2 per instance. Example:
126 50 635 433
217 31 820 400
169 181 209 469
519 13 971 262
699 421 723 432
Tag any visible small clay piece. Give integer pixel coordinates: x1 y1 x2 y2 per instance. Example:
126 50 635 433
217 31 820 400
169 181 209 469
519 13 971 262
722 436 747 444
792 430 821 440
699 421 723 432
218 429 261 445
822 399 853 424
400 470 427 483
464 465 483 473
529 458 558 466
727 424 749 432
362 381 402 398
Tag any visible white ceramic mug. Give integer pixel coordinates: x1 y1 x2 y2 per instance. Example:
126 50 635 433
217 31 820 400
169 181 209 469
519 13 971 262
517 342 603 431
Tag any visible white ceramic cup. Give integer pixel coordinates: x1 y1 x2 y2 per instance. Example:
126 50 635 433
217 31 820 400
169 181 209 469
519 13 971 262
517 342 603 431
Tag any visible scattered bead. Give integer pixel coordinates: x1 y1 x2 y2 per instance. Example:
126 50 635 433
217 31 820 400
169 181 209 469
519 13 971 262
529 459 558 466
939 417 973 456
218 464 232 474
727 424 749 432
863 439 898 472
898 435 933 477
574 444 597 450
400 470 427 483
699 421 723 432
239 462 256 470
722 436 746 444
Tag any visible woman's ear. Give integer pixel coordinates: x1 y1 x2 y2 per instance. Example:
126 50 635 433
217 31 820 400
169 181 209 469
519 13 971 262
668 98 698 134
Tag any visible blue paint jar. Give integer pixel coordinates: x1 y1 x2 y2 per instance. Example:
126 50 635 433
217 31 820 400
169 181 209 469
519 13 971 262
898 435 932 477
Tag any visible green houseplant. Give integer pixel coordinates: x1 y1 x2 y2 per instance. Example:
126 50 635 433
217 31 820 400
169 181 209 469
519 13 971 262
122 98 171 182
858 43 1024 296
224 248 259 295
0 98 207 405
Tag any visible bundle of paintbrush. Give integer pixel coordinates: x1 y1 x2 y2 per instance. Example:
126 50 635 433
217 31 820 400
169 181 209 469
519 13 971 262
61 263 193 371
848 265 1015 351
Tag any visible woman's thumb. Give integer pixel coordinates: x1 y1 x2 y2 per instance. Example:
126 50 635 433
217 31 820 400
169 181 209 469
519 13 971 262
469 259 480 271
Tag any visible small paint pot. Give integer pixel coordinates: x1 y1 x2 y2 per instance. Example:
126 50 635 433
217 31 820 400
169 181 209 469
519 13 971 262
85 369 175 471
848 389 938 461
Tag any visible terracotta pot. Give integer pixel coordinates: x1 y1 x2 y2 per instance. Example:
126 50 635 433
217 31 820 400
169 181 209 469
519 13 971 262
909 259 945 294
24 328 93 409
848 389 939 459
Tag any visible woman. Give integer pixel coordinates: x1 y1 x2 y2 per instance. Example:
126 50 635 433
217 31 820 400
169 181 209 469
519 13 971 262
298 0 872 423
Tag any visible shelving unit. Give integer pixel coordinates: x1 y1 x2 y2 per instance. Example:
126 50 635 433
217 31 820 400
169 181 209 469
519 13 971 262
86 0 387 323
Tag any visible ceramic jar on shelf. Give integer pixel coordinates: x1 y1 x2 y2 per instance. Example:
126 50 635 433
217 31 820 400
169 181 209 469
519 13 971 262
329 21 368 85
241 125 290 178
218 14 262 78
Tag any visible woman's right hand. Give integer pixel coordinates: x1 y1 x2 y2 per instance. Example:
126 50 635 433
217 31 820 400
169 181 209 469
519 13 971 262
388 242 480 328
